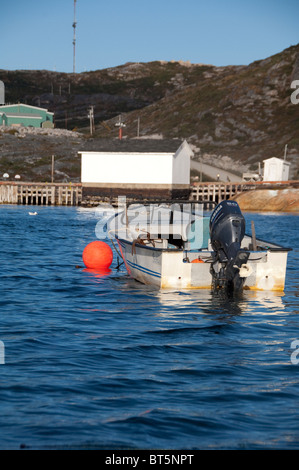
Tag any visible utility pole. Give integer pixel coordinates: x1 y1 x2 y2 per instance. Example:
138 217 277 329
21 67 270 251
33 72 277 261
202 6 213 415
51 155 55 183
284 144 288 161
88 106 95 135
73 0 77 74
137 117 140 138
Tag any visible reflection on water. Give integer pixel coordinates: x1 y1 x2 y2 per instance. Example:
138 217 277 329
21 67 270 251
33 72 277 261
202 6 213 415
149 285 286 317
82 267 112 278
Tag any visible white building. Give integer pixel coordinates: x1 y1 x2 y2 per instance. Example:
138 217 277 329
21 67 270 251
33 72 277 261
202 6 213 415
263 157 290 182
79 139 193 199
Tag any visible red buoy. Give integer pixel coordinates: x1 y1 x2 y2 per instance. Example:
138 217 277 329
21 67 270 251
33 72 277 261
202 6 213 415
82 241 113 270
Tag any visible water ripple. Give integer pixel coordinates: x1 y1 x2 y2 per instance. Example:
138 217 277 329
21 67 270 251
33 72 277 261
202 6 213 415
0 206 299 449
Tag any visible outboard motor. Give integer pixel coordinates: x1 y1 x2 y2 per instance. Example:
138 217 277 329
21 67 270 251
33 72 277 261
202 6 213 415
209 200 250 292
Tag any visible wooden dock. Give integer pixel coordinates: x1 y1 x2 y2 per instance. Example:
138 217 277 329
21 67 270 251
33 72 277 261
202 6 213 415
0 182 82 205
0 180 298 206
190 180 299 204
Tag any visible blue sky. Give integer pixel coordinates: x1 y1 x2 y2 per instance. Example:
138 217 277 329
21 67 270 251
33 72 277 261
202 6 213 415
0 0 298 73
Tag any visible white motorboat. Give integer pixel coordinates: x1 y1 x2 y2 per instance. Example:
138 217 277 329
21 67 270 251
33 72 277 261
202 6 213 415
109 200 291 292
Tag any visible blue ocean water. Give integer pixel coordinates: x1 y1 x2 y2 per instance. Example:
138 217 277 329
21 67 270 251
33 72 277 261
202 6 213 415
0 205 299 450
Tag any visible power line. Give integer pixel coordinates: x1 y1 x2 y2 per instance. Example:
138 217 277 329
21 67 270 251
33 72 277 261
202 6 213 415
72 0 77 74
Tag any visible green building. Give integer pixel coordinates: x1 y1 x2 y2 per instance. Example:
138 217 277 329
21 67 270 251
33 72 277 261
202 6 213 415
0 103 54 128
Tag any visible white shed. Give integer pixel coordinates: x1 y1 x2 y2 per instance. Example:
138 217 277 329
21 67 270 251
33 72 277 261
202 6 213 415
263 157 290 182
79 139 193 200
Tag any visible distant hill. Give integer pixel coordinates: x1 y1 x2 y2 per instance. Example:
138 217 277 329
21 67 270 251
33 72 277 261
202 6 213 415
0 44 298 181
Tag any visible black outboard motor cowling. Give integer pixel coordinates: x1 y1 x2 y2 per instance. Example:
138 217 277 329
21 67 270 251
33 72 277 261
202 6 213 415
209 200 249 291
210 200 245 261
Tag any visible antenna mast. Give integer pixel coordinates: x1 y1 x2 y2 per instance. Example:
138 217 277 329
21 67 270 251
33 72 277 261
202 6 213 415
72 0 77 73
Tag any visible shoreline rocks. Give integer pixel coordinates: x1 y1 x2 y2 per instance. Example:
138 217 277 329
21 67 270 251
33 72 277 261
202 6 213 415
233 188 299 212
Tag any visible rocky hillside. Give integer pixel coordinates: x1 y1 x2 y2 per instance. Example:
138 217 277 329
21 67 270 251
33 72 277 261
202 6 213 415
0 44 298 181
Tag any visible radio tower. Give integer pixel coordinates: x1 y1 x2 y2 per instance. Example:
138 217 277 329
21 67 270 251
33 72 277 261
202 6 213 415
72 0 77 73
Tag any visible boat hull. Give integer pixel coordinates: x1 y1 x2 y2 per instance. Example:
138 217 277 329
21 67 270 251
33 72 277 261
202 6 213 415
117 238 289 291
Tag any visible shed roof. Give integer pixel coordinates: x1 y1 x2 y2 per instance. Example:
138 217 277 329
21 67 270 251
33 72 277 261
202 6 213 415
80 138 185 154
0 103 54 116
263 157 290 166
